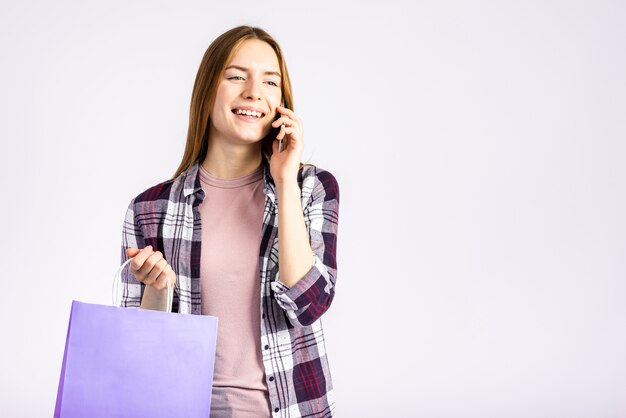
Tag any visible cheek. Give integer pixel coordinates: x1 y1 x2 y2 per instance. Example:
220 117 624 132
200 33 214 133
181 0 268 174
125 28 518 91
261 119 274 137
208 106 223 129
210 92 231 124
267 92 282 109
212 84 233 112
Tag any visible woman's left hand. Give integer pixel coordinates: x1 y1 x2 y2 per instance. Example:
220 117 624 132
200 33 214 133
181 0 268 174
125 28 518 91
269 105 304 184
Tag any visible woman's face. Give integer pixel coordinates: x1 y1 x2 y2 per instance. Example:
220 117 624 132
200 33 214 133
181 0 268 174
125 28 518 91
209 39 283 146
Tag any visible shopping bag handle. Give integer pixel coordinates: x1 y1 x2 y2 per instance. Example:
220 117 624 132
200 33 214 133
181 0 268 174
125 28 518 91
112 258 174 313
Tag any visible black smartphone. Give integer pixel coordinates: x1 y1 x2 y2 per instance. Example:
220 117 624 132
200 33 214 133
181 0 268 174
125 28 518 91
271 98 285 152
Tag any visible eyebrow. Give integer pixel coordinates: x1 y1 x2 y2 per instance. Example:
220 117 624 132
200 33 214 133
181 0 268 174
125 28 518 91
224 65 282 79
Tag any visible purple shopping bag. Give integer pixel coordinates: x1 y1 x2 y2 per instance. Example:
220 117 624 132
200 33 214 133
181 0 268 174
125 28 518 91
54 260 218 417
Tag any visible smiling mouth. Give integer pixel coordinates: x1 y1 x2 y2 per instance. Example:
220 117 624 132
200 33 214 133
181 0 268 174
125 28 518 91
232 108 266 119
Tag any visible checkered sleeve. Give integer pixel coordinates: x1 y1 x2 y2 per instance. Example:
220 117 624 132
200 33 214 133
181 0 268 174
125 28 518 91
271 168 340 327
119 198 146 308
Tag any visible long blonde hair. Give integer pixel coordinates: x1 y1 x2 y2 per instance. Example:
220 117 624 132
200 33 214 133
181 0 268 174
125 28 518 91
172 26 295 179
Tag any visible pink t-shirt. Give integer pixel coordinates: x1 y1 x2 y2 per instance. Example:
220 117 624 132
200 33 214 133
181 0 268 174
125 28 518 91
197 162 271 417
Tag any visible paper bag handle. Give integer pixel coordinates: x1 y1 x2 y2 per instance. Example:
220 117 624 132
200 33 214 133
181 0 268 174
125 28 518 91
112 258 174 313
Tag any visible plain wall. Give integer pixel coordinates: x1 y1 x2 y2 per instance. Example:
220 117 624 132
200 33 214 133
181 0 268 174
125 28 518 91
1 0 624 416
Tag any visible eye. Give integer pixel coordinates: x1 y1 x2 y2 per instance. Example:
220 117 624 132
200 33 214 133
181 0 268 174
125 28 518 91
228 76 244 81
266 80 279 87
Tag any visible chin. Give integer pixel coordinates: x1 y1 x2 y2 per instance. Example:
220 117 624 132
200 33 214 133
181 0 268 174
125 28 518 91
236 134 265 144
238 129 271 142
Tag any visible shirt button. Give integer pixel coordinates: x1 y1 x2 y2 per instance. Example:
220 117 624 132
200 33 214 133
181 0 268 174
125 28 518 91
274 407 279 413
269 376 274 381
264 344 269 350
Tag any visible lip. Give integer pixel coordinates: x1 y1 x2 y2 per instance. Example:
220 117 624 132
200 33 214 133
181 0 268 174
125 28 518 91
231 106 267 117
233 112 265 123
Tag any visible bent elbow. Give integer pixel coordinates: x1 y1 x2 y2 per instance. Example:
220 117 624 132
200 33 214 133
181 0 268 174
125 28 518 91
286 290 336 328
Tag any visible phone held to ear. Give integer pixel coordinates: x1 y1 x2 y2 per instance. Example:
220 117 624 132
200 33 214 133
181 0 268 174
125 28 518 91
278 99 285 152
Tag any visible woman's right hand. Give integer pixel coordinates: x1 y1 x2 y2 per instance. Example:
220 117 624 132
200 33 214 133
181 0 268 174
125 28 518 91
125 246 176 290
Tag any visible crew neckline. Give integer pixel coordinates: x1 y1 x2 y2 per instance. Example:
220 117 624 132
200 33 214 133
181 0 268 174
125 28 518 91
198 162 264 189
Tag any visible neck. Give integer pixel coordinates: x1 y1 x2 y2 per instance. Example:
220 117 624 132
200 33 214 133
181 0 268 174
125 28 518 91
201 138 263 179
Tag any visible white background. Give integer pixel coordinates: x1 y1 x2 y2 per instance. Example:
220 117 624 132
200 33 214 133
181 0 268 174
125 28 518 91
1 1 625 417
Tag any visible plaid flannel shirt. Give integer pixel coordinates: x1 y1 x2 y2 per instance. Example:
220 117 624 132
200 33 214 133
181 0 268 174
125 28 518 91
119 152 339 417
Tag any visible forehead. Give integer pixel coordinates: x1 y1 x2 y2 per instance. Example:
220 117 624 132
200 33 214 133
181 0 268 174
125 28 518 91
227 39 280 70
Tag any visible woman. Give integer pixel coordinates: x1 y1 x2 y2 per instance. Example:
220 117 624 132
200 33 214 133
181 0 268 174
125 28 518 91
119 26 339 418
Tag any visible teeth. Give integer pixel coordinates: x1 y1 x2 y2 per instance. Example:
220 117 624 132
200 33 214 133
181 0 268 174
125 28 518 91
235 109 263 118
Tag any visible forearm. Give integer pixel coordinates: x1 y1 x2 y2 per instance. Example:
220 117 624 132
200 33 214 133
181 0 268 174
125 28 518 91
276 180 314 288
140 285 170 311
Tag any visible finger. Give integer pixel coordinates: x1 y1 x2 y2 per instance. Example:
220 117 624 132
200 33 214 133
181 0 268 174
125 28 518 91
271 117 289 128
276 124 286 140
137 250 164 278
130 245 153 273
154 265 175 290
277 105 297 119
277 107 303 128
144 258 168 286
272 139 288 154
281 127 299 138
272 115 298 128
126 247 140 258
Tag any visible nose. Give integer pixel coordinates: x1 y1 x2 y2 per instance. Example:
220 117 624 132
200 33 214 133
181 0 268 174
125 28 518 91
243 78 263 101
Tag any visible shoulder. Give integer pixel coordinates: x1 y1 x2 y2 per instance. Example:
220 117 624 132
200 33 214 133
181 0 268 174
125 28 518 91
128 166 191 213
124 179 175 226
298 163 340 202
301 163 338 185
132 178 177 204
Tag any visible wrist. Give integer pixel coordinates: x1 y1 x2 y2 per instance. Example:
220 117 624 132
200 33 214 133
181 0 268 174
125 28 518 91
275 179 300 192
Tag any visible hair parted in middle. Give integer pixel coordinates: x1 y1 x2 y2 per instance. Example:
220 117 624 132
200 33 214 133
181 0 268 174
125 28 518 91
172 25 295 180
